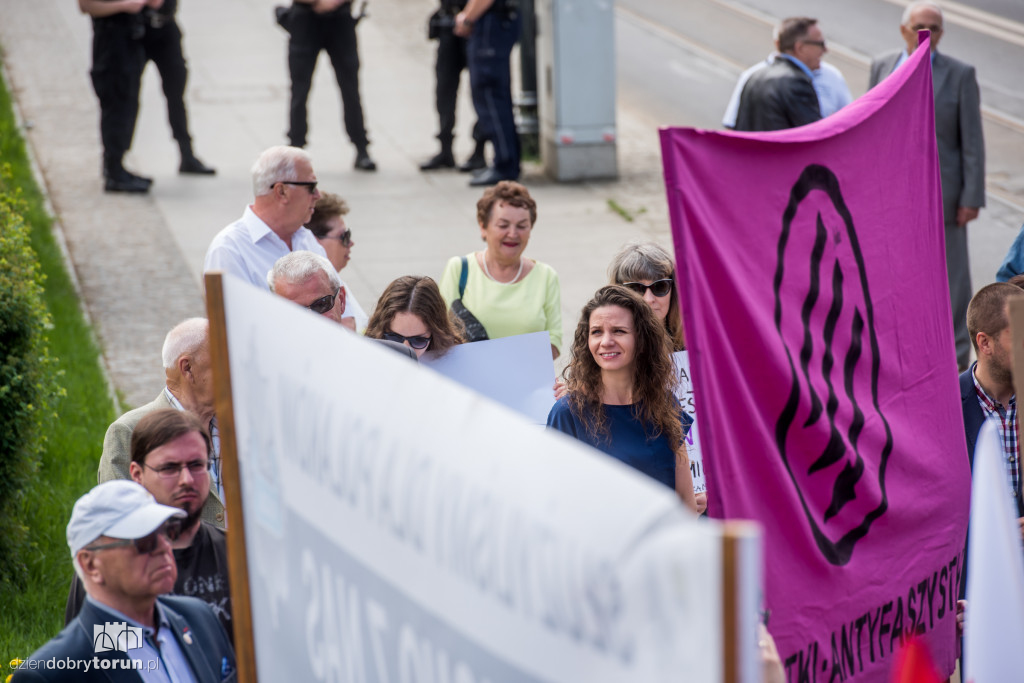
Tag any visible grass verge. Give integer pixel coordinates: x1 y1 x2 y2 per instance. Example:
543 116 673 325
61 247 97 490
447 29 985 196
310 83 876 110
0 65 116 672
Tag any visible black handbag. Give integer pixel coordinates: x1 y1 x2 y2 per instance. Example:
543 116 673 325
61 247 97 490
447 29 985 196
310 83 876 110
452 256 489 342
428 9 454 40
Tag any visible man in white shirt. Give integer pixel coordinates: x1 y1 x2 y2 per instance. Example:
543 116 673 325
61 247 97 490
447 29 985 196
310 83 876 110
204 145 329 287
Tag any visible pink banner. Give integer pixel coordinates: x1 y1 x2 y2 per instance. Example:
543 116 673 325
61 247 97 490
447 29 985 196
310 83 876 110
660 41 970 680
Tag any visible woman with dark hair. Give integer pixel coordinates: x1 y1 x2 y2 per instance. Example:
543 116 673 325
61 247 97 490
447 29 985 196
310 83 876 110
307 192 367 331
365 276 465 359
547 286 697 511
608 240 685 351
438 181 562 359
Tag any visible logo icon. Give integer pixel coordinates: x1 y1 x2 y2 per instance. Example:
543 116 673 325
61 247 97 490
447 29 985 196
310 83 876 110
93 622 144 653
773 164 893 566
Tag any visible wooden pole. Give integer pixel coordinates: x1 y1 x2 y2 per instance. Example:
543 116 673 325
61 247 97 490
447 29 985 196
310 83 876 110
722 521 760 683
205 272 258 682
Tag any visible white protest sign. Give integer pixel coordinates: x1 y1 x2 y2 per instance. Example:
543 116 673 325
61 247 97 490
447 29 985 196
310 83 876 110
673 350 706 494
218 275 743 682
422 331 555 424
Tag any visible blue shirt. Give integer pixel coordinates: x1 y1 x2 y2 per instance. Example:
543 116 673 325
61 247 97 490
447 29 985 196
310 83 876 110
546 397 692 490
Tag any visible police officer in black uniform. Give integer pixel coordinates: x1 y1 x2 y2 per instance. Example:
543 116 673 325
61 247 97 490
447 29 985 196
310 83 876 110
140 0 216 175
419 0 486 173
78 0 153 193
455 0 521 186
282 0 377 171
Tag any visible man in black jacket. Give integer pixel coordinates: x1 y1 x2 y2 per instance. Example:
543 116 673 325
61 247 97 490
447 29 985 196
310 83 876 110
67 409 233 642
734 17 823 132
14 479 234 682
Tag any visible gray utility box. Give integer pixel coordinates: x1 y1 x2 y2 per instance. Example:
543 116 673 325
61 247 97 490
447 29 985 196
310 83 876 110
536 0 618 181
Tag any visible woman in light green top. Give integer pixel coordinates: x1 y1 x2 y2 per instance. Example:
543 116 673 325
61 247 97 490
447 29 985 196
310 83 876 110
439 181 562 359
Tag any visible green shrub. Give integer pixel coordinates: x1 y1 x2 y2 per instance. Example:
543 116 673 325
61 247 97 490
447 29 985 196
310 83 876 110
0 169 63 583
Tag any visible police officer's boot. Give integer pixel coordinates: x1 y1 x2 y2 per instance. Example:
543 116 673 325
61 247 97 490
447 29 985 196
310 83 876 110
458 140 487 173
178 140 217 175
420 140 456 171
103 156 151 194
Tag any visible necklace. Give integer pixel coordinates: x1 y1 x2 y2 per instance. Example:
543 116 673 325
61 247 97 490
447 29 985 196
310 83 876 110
481 252 523 285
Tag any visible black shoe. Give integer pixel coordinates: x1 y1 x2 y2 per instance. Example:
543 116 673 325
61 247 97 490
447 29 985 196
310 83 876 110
179 155 217 175
419 151 455 171
458 153 487 173
468 166 517 187
104 171 151 194
354 149 377 172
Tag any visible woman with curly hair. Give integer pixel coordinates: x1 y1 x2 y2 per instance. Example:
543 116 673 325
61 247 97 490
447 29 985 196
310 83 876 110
546 286 697 511
365 276 465 359
608 240 685 351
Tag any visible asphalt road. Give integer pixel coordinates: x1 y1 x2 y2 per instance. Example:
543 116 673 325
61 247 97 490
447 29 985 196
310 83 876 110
616 0 1024 291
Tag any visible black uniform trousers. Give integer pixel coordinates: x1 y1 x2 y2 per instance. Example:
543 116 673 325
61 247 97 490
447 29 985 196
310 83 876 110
287 4 368 149
467 10 520 178
141 16 192 149
434 27 482 147
89 15 146 170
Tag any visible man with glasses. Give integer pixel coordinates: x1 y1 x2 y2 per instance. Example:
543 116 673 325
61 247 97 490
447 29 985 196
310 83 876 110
99 318 224 528
733 16 824 132
268 251 347 325
14 479 234 682
204 145 330 288
870 1 985 371
69 410 233 641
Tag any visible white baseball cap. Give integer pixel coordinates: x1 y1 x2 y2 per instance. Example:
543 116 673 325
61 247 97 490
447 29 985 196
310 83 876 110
67 480 186 558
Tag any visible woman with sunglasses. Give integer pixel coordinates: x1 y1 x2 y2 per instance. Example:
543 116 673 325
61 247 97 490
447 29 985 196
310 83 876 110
365 276 465 359
547 286 698 512
608 240 685 351
308 192 368 332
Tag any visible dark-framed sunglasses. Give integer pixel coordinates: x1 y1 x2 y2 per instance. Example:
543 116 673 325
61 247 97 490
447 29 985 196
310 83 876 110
621 278 674 298
84 520 183 555
275 180 318 193
383 332 431 350
323 228 352 247
306 292 337 314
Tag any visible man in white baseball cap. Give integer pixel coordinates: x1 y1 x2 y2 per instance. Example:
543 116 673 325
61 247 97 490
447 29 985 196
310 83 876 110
12 481 235 682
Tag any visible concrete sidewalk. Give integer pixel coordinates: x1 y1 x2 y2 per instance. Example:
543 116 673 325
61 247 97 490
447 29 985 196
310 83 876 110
0 0 673 408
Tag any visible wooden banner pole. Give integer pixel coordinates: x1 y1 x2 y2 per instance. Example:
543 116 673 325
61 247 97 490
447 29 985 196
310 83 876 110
205 272 258 682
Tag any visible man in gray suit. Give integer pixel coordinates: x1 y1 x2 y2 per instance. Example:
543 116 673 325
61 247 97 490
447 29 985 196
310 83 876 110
98 318 225 527
869 1 985 370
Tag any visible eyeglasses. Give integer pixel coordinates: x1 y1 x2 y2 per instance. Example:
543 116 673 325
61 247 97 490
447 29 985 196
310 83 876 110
84 520 183 554
801 39 827 48
143 460 209 479
275 180 318 193
621 279 674 298
910 24 942 33
322 228 352 247
383 332 431 350
306 292 337 314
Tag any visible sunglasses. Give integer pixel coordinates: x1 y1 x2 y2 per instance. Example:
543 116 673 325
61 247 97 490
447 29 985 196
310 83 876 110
383 332 431 350
275 180 318 193
621 279 674 298
306 292 337 314
84 520 183 555
323 228 352 247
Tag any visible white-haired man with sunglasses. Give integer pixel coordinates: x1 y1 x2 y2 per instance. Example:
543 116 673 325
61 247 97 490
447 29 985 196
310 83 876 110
268 250 348 326
204 145 329 288
12 480 234 682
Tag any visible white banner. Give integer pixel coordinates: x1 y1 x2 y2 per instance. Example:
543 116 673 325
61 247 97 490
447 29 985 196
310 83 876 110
220 276 743 682
673 351 706 494
422 332 555 424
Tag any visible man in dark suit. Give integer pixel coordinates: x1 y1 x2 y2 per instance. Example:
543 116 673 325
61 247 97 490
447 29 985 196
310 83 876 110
12 481 234 682
733 16 823 132
870 1 986 371
960 283 1024 527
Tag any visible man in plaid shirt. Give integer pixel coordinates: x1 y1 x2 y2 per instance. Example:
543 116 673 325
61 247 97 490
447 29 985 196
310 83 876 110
960 282 1024 541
